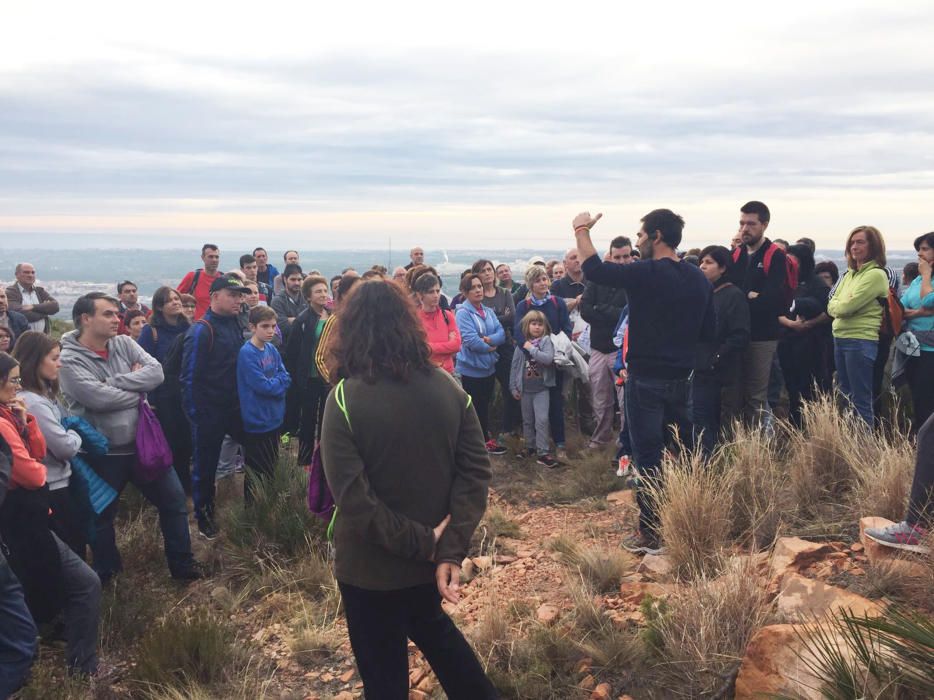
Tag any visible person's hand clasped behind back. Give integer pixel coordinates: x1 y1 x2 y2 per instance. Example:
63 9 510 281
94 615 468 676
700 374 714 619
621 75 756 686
430 514 462 604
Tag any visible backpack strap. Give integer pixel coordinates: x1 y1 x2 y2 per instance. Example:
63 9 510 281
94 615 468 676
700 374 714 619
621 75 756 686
150 326 158 344
188 269 202 295
762 243 777 275
195 318 214 352
731 246 742 264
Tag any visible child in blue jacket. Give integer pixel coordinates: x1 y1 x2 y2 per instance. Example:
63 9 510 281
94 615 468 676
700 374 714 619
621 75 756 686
237 306 291 503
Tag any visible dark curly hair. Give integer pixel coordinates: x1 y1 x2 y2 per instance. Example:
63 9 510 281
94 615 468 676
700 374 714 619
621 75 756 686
326 280 432 383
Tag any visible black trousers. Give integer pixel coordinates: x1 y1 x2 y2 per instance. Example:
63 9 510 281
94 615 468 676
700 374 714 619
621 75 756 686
907 411 934 527
242 429 280 505
339 581 498 700
297 377 328 465
493 345 521 435
461 374 496 441
48 486 86 559
154 393 193 494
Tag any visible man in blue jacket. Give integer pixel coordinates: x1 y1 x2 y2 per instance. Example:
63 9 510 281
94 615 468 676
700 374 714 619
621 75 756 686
572 208 715 554
181 274 250 538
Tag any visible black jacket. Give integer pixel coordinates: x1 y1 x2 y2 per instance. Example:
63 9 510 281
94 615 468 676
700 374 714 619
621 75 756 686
580 281 628 354
728 238 789 341
283 306 326 432
695 279 751 379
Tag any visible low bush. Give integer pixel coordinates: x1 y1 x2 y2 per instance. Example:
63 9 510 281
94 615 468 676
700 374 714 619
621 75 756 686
132 611 235 690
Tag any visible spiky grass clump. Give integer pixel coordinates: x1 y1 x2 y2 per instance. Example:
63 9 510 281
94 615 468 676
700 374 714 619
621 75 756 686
649 557 773 697
724 420 791 548
798 606 934 699
787 395 873 522
848 433 915 524
548 536 635 593
649 445 736 579
132 611 236 690
222 455 327 562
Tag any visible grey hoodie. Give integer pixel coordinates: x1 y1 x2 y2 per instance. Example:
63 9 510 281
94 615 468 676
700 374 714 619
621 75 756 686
59 331 164 451
21 391 80 491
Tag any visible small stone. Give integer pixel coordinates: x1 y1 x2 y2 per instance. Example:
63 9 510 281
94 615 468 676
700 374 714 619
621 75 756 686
340 669 355 683
850 543 864 553
579 673 596 690
472 555 493 571
333 693 354 700
408 691 430 700
575 657 593 675
591 682 612 700
536 603 560 625
618 581 670 606
638 553 672 577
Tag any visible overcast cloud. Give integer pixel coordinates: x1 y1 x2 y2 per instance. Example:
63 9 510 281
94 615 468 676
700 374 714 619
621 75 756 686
1 1 933 249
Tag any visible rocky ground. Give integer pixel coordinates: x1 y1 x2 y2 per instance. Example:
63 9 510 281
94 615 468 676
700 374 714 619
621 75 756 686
16 439 933 700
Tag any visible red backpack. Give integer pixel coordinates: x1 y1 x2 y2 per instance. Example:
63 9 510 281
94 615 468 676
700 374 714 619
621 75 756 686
732 243 798 309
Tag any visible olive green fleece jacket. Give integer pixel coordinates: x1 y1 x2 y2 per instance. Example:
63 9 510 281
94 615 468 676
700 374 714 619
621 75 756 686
320 367 491 591
827 261 889 341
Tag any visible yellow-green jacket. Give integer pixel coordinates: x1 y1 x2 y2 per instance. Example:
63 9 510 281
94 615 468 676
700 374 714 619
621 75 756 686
827 260 888 340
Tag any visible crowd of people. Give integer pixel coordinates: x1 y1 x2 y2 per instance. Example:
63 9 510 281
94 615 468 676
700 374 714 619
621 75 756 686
0 206 932 698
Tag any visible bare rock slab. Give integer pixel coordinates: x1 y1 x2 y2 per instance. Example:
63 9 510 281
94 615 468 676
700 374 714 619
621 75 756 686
776 573 883 620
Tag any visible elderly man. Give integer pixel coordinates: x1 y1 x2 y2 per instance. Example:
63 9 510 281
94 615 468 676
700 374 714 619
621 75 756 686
405 246 425 270
0 289 29 347
6 263 60 334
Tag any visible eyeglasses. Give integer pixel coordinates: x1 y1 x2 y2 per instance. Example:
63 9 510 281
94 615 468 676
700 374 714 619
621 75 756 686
7 376 22 386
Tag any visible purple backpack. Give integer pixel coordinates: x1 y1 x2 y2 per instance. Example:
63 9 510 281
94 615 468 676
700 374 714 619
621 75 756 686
308 380 351 537
135 398 173 483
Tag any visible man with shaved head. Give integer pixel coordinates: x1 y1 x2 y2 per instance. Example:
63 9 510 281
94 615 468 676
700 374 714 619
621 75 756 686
405 246 425 270
6 263 59 334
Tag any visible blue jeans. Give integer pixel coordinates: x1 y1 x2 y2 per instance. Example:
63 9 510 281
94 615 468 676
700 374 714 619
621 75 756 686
625 372 694 534
86 453 195 581
0 552 37 698
834 338 877 425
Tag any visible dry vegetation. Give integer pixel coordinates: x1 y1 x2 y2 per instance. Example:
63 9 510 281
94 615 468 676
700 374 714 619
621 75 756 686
14 395 929 699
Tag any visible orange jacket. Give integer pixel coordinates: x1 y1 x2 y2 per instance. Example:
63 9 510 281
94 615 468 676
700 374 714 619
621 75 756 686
0 407 47 490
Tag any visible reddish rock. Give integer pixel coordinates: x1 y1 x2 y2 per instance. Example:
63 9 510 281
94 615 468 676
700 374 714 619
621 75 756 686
536 603 560 625
638 553 672 578
735 624 827 700
618 581 670 606
850 543 864 553
591 682 612 700
333 693 354 700
579 673 596 690
339 669 355 683
776 573 883 620
770 537 834 575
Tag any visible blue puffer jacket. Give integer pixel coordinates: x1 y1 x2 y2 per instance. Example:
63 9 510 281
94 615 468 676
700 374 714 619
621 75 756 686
455 303 505 378
181 310 245 419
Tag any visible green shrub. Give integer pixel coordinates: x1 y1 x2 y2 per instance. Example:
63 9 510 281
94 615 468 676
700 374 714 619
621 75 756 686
132 611 234 690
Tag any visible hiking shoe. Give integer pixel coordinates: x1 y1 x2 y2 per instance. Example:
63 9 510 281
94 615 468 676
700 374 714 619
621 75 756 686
197 519 219 540
616 455 632 478
536 454 560 468
622 531 664 555
485 440 507 455
864 521 930 553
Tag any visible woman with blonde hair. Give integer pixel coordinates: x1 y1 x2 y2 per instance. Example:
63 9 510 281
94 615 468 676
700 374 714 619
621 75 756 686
827 225 890 425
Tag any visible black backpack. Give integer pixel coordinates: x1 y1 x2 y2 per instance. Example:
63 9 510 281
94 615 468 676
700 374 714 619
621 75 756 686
162 319 213 397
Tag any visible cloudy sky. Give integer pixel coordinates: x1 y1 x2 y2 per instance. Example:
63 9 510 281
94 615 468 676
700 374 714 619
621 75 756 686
2 1 933 250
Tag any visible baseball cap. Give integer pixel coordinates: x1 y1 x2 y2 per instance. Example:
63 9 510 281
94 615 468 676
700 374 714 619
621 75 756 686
210 274 251 294
528 255 546 266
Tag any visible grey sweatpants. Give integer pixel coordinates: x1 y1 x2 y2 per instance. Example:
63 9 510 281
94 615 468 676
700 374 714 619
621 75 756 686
521 390 551 455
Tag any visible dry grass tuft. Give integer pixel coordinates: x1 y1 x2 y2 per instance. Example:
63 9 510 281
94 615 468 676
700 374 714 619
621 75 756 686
542 447 619 504
478 504 523 540
548 536 635 593
724 420 791 548
787 394 870 521
650 445 736 579
648 556 773 697
848 432 915 524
